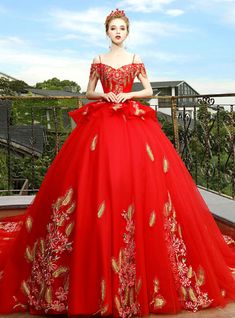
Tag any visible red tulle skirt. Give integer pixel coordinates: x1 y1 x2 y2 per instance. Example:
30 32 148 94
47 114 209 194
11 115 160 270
0 100 235 317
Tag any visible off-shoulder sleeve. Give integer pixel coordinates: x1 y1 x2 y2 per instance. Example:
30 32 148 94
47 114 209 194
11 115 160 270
136 63 147 78
89 63 100 80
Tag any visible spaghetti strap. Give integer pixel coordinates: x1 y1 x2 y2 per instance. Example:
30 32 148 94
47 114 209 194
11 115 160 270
132 53 135 63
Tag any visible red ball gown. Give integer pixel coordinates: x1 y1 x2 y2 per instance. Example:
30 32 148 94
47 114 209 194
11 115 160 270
0 60 235 318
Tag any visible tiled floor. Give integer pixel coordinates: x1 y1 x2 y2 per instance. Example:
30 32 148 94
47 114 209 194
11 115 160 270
1 303 235 318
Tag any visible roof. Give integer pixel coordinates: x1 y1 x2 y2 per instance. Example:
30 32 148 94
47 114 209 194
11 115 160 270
28 88 82 97
0 72 19 81
133 80 199 94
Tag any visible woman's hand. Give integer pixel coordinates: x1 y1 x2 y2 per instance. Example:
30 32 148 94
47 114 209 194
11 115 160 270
102 92 118 103
116 92 133 103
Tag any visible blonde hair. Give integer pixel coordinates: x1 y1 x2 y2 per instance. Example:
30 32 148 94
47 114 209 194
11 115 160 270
105 9 130 34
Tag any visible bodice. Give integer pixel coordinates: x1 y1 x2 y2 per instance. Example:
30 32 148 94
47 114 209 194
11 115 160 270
89 62 147 94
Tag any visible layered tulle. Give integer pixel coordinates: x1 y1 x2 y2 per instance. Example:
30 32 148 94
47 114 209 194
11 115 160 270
0 100 235 317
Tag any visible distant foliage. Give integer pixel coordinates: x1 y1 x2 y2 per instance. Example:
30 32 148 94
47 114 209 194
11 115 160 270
0 78 28 95
35 77 81 92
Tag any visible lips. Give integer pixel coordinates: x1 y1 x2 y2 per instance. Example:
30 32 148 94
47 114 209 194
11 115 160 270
115 36 121 39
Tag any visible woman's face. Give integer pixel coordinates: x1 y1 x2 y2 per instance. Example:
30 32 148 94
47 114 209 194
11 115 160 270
107 18 128 45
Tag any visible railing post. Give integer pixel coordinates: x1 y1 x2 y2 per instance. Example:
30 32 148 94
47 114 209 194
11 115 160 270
171 96 180 153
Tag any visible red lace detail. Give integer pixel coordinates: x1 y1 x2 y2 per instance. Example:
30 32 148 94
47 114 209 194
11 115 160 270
89 63 147 94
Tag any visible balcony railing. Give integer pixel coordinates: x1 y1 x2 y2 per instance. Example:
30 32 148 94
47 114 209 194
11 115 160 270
0 93 234 198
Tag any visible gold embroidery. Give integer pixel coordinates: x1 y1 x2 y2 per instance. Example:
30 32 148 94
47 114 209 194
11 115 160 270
65 222 74 236
98 201 105 218
163 156 169 173
45 287 52 304
111 257 119 273
91 134 98 151
146 143 154 161
133 102 146 116
52 267 69 278
25 246 34 262
111 204 140 317
25 216 33 232
149 210 156 227
66 201 76 214
164 192 213 311
150 278 166 310
101 279 106 301
221 289 226 297
61 188 73 206
21 280 30 296
112 103 123 111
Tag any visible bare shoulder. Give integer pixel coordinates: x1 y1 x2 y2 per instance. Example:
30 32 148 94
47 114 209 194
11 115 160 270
92 55 101 64
133 54 143 63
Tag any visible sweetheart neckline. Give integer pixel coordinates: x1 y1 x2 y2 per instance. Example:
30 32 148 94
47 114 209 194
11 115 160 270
91 62 144 70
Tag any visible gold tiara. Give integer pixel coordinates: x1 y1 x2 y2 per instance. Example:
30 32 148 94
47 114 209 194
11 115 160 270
106 8 126 20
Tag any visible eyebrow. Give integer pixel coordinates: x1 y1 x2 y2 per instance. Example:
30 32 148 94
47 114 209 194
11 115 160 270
110 24 126 27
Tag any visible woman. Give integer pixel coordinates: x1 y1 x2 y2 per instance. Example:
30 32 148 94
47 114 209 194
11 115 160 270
0 8 235 318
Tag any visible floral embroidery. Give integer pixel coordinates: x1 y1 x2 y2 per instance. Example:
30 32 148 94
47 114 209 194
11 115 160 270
111 203 141 318
150 278 166 310
90 63 147 95
132 101 146 116
0 221 22 232
20 188 76 313
112 103 123 111
163 191 213 312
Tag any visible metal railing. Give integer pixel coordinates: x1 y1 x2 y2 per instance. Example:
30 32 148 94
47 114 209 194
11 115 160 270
0 93 234 198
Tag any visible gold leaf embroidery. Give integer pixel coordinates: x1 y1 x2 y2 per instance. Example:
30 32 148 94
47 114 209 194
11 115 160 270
21 280 30 296
163 202 170 216
181 286 187 300
127 204 134 220
25 246 34 262
45 287 52 304
119 249 124 267
52 267 69 278
66 201 76 214
221 289 226 297
101 279 106 302
62 188 73 206
124 288 129 306
65 222 74 236
111 257 119 273
115 295 121 312
25 216 33 232
39 283 46 298
40 239 45 256
167 191 172 211
196 266 205 286
188 287 197 302
178 224 182 238
149 210 156 227
136 278 142 294
146 143 154 161
91 134 98 151
187 266 193 278
163 156 169 173
98 201 105 218
101 304 109 315
64 275 69 291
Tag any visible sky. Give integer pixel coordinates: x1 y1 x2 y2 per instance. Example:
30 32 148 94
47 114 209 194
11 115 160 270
0 0 235 100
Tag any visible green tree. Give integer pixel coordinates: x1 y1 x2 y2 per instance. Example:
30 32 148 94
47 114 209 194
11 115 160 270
35 77 81 92
0 78 28 96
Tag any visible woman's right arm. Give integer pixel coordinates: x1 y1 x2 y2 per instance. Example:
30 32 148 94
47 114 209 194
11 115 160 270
86 56 117 102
